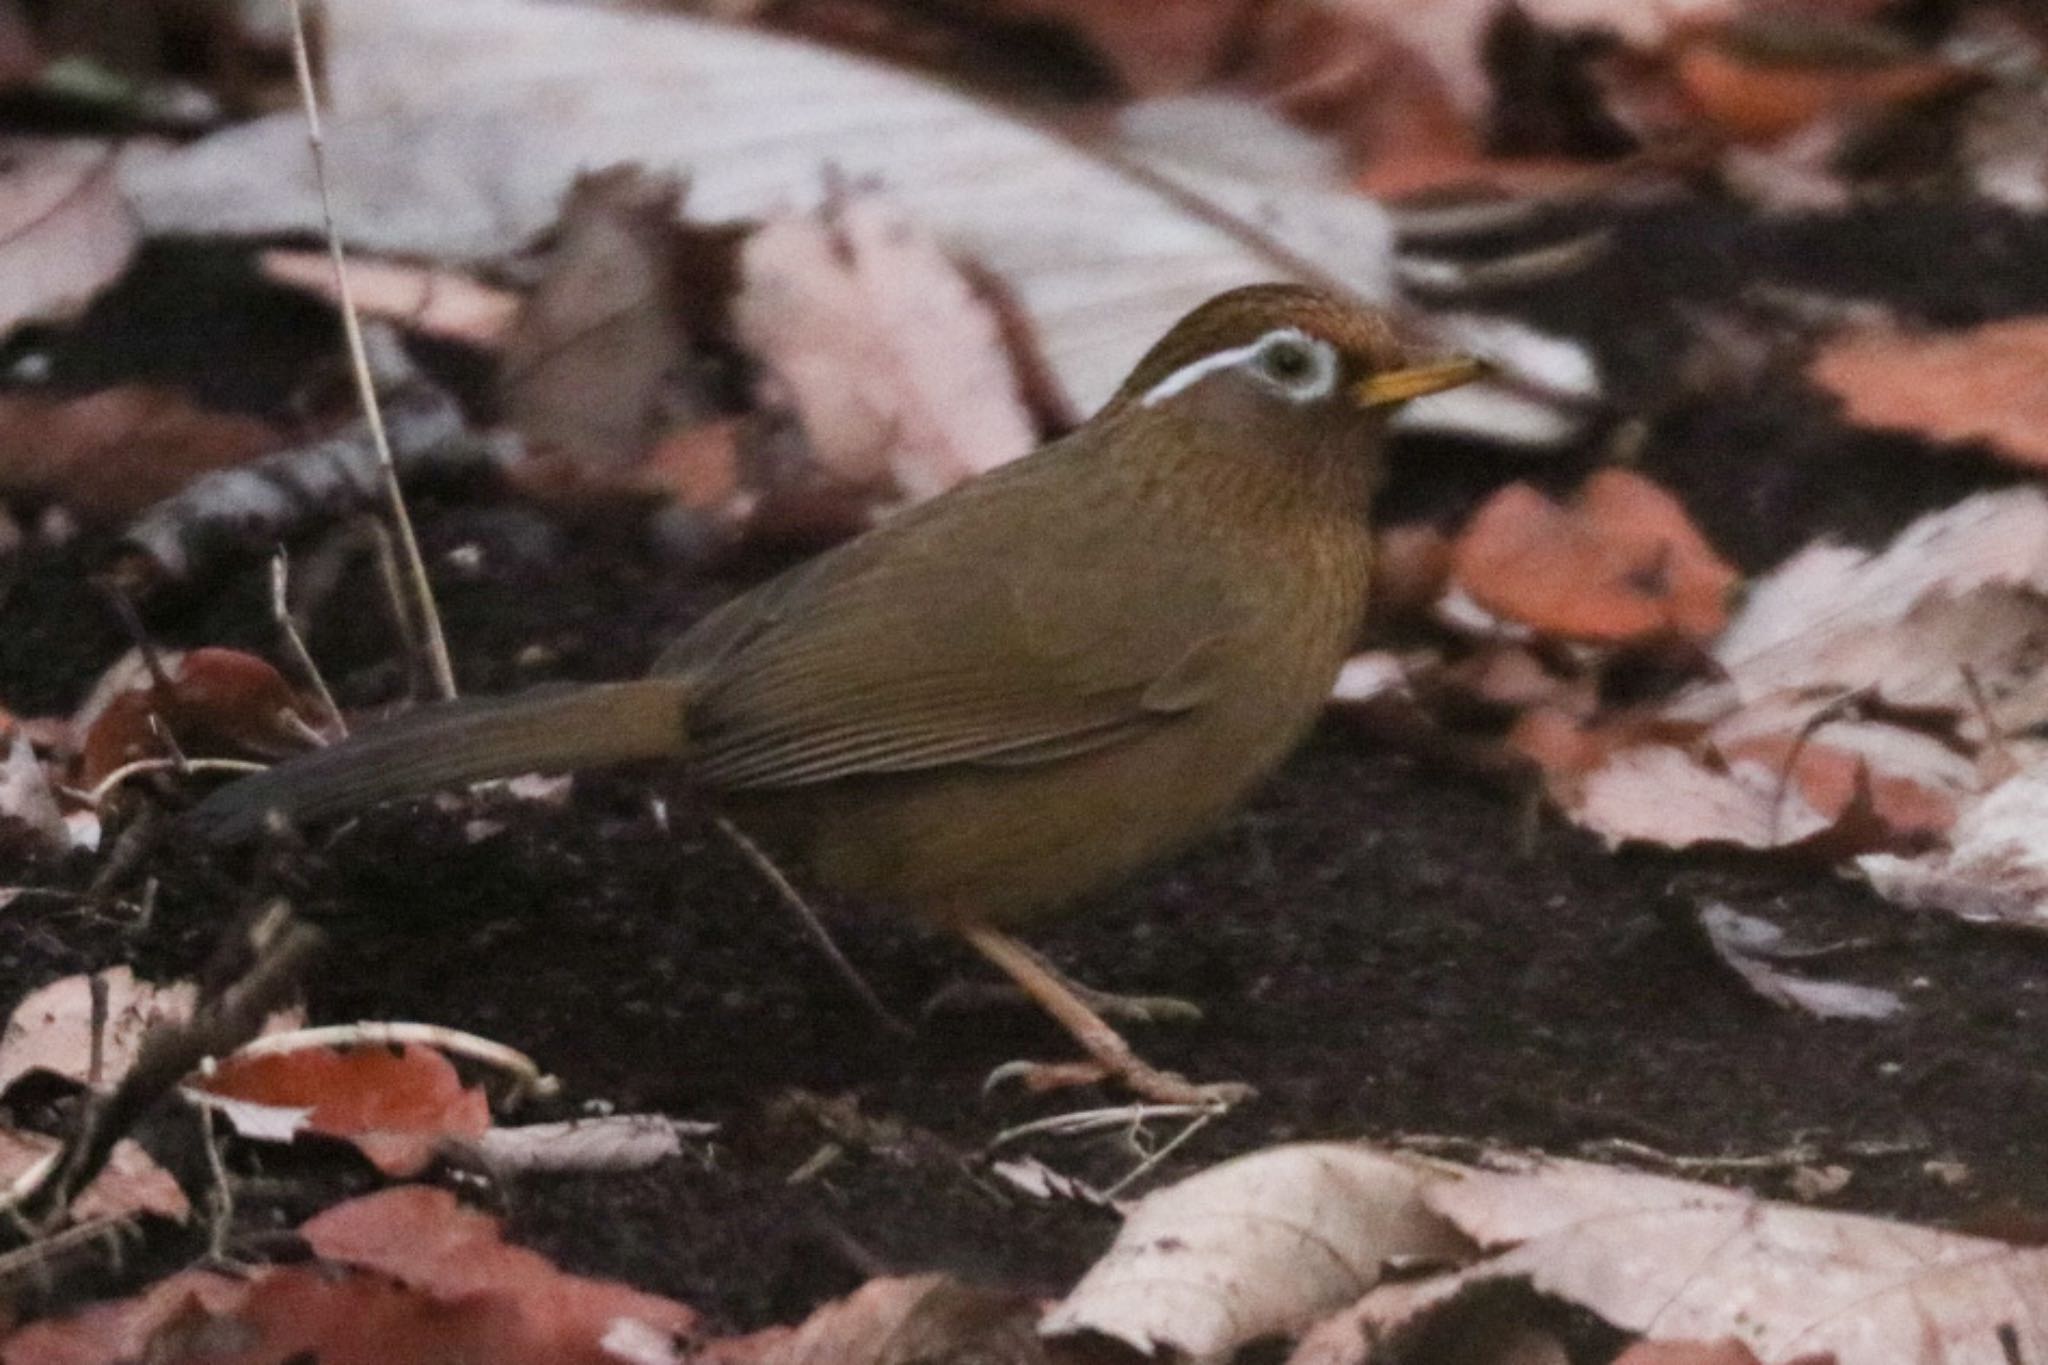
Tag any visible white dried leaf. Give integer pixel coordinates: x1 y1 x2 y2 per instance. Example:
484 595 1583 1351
1691 489 2048 732
1334 1156 2048 1365
187 1091 314 1144
0 139 138 338
117 0 1399 418
736 200 1036 502
1861 762 2048 930
0 966 197 1096
0 723 64 849
1697 904 1903 1020
1043 1142 1471 1361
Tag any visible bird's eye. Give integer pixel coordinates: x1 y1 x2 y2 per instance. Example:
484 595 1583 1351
1250 331 1335 400
1262 340 1313 382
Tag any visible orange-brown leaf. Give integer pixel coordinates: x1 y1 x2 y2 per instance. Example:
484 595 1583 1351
0 387 278 523
0 1188 696 1365
76 648 323 787
1451 470 1737 645
1675 38 1963 144
1809 318 2048 469
198 1044 490 1176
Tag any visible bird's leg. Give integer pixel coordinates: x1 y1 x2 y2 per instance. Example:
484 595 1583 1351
957 923 1252 1107
925 938 1201 1024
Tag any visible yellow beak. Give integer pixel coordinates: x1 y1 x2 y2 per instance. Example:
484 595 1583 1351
1353 356 1490 408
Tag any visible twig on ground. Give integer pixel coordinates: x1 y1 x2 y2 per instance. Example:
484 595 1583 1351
270 551 346 737
987 1103 1216 1150
713 814 914 1038
466 1115 717 1177
219 1021 560 1108
114 335 489 592
1576 1135 1825 1173
1101 1107 1215 1198
285 0 457 701
78 758 269 808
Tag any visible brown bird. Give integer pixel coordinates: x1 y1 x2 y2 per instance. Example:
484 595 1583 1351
190 285 1485 1105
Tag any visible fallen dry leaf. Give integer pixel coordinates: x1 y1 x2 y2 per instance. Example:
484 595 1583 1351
0 1128 187 1223
0 139 137 339
115 0 1403 419
500 166 703 476
1699 489 2048 731
1861 759 2048 932
0 1269 251 1365
1336 1154 2048 1365
75 647 329 788
1697 902 1903 1020
259 247 520 346
1567 706 1974 853
1534 490 2048 855
0 1185 696 1365
735 196 1038 504
0 386 280 524
1042 1142 1472 1360
1672 27 1966 145
197 1043 491 1176
0 712 64 848
0 966 198 1097
1449 469 1737 646
699 1274 1043 1365
1810 317 2048 470
0 964 306 1100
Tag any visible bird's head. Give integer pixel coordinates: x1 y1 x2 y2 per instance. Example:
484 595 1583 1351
1099 285 1486 496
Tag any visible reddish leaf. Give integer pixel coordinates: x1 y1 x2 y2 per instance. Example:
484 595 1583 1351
1720 731 1960 841
0 1188 696 1365
301 1186 696 1347
0 387 279 523
1673 32 1965 145
1450 470 1738 645
76 648 324 787
197 1044 490 1176
1809 318 2048 469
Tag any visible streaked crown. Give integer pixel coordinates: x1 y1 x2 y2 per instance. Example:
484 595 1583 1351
1105 285 1412 414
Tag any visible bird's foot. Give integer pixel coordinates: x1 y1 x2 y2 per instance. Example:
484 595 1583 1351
985 1056 1254 1108
926 979 1202 1026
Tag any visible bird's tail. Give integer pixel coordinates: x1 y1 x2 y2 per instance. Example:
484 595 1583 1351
187 677 692 843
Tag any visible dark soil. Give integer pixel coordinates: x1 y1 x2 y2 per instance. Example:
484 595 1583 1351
6 204 2048 1335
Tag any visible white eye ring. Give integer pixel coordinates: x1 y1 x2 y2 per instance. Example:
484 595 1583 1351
1140 327 1338 407
1250 330 1337 401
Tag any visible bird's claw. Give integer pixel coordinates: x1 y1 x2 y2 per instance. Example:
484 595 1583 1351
930 981 1203 1026
982 1057 1253 1108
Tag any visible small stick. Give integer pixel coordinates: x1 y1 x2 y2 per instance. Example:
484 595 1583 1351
713 814 914 1038
270 551 346 737
79 757 268 808
360 515 428 691
989 1103 1215 1149
286 0 457 701
1103 1108 1215 1198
